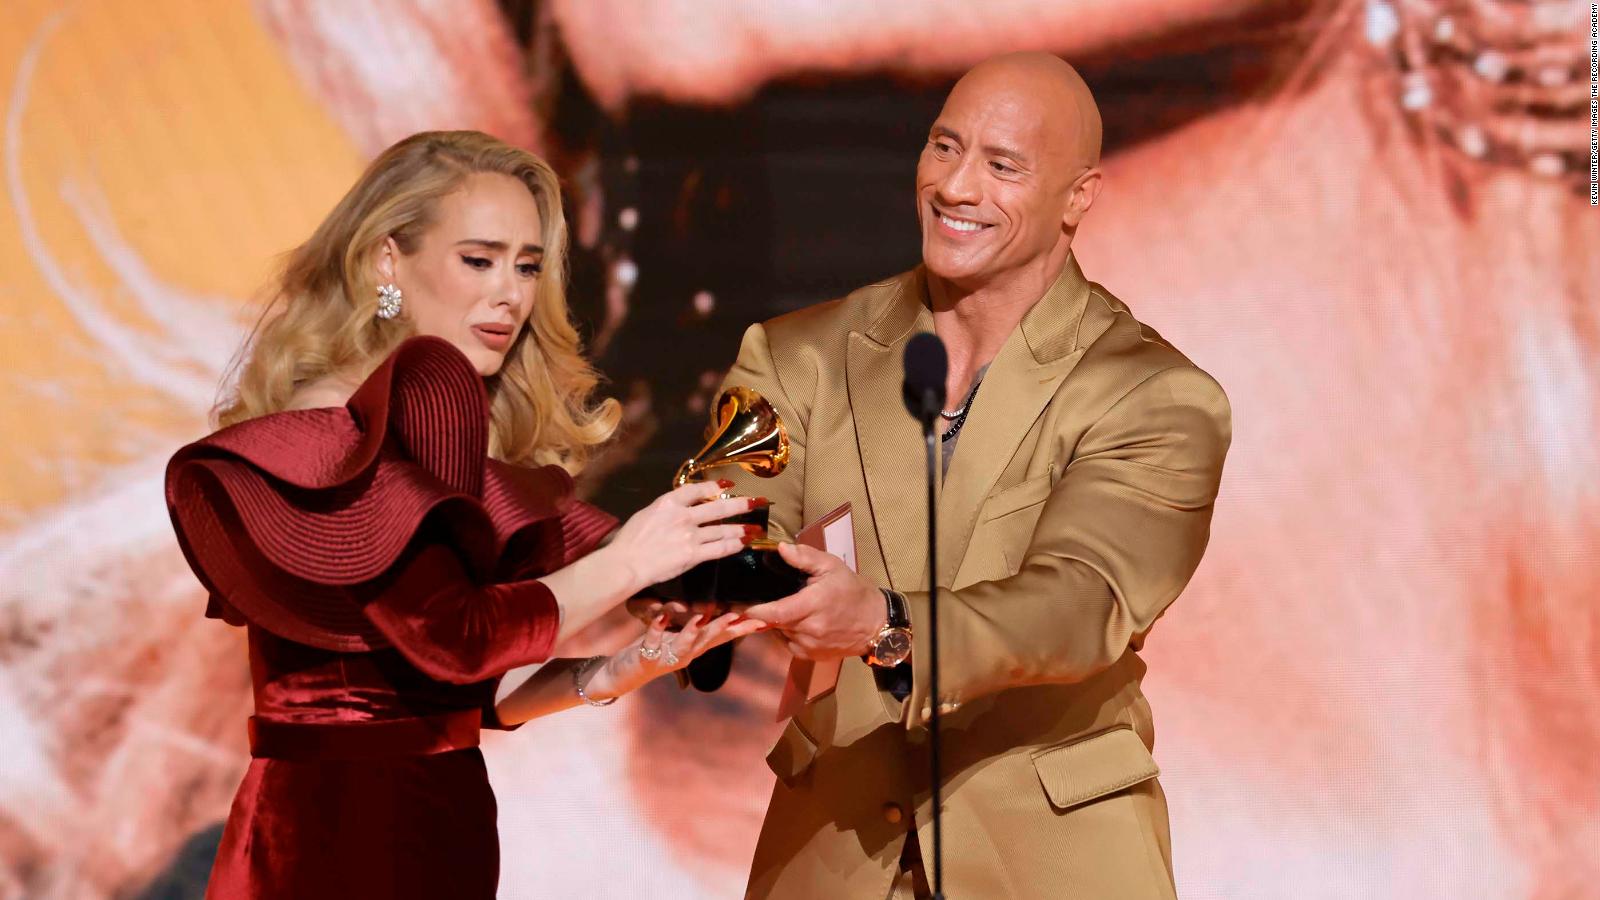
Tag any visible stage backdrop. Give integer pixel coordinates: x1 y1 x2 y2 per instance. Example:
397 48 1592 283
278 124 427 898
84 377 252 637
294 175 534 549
2 1 1595 898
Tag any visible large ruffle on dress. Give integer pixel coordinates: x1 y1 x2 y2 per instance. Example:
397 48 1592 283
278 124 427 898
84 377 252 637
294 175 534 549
166 337 617 899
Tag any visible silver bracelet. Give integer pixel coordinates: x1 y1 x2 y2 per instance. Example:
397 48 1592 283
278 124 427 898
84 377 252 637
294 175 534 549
572 655 617 707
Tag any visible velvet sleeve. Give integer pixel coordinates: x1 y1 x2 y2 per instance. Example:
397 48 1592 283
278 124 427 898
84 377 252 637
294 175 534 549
347 534 563 685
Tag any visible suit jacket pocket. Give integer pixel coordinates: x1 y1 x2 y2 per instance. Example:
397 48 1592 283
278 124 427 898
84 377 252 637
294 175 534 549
1031 726 1160 810
973 472 1053 578
979 471 1054 522
766 719 820 786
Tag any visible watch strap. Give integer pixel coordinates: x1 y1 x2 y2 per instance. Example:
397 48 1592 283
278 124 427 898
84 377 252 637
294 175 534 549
880 588 910 630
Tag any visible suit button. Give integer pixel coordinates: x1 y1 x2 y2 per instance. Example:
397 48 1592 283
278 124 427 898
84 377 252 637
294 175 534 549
882 802 905 824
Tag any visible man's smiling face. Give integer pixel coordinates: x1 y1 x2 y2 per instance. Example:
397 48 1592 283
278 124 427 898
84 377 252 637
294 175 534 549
914 55 1100 290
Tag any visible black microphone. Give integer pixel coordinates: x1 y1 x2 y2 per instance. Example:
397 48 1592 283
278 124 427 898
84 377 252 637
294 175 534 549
902 331 948 430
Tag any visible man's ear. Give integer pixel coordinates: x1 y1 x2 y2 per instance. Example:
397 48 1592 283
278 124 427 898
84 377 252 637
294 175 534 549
1063 168 1103 228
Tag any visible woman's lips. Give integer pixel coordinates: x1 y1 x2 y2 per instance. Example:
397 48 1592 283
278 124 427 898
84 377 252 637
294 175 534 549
471 323 514 351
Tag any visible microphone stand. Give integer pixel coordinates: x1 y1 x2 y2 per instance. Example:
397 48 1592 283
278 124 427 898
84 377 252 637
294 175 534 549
918 410 946 900
903 331 949 897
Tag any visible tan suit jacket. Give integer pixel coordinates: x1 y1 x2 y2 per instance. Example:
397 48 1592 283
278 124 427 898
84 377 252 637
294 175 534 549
726 258 1231 899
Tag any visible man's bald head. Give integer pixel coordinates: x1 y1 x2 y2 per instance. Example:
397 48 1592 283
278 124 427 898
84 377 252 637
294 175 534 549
915 53 1105 292
948 52 1103 169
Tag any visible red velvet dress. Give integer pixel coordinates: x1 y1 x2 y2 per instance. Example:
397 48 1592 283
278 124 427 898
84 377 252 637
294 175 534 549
165 337 617 899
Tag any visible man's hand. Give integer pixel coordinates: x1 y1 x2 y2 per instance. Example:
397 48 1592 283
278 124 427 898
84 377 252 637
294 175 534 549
744 542 886 661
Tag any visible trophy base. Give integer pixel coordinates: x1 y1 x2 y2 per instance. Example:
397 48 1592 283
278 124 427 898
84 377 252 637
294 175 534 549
626 508 807 628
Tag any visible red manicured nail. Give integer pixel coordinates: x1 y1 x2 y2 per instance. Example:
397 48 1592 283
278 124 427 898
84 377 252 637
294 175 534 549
749 497 770 510
717 479 735 489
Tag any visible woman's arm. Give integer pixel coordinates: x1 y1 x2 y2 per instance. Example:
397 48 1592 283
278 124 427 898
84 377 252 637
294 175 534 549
491 658 590 723
494 612 766 726
538 482 756 645
357 482 755 684
537 541 647 645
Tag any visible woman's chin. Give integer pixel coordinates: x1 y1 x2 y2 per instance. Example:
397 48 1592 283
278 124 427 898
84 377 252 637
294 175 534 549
455 342 507 378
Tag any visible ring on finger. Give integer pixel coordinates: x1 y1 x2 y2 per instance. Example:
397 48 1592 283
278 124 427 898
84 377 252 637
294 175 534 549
661 638 681 667
638 637 663 661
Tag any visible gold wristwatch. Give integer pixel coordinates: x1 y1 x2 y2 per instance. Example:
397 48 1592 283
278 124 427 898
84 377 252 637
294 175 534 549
865 588 913 668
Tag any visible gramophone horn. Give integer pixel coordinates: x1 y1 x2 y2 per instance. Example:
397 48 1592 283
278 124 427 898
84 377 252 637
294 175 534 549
674 387 790 486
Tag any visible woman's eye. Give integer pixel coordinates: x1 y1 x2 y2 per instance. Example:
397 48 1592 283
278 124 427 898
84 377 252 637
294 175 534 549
461 255 492 269
516 263 542 278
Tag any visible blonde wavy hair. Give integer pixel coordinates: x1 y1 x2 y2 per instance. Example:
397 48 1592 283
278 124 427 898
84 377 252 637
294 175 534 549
216 130 619 471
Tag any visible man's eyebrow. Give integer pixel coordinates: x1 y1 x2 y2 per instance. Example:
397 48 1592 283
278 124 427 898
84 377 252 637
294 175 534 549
455 239 544 255
930 126 1029 165
982 143 1030 166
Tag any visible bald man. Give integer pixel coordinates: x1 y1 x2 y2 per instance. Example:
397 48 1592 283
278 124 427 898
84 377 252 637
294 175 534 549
726 54 1231 899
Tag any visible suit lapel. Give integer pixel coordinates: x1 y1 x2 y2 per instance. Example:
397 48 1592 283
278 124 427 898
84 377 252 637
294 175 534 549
847 273 935 591
934 257 1094 588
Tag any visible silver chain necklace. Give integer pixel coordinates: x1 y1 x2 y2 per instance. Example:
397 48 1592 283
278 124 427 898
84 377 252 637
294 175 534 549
939 379 982 443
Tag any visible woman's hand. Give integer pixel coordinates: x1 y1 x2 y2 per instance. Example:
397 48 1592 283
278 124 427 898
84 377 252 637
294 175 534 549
585 612 768 701
605 480 763 590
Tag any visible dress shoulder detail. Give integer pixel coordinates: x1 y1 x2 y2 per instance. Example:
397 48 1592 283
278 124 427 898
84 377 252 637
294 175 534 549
166 337 583 651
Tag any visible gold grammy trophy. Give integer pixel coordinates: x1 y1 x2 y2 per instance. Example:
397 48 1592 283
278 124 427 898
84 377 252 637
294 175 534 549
626 387 807 629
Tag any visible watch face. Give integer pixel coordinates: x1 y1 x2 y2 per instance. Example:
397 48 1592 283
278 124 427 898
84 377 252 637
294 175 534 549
874 629 913 667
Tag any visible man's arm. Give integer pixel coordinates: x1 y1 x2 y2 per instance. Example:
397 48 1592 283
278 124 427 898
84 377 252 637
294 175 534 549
902 365 1231 722
720 322 809 539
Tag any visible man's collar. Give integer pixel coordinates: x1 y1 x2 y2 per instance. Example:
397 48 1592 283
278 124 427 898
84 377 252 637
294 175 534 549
1018 254 1093 364
863 254 1093 364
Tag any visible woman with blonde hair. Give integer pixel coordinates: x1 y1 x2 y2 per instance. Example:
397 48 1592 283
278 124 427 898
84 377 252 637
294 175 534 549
165 130 762 898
